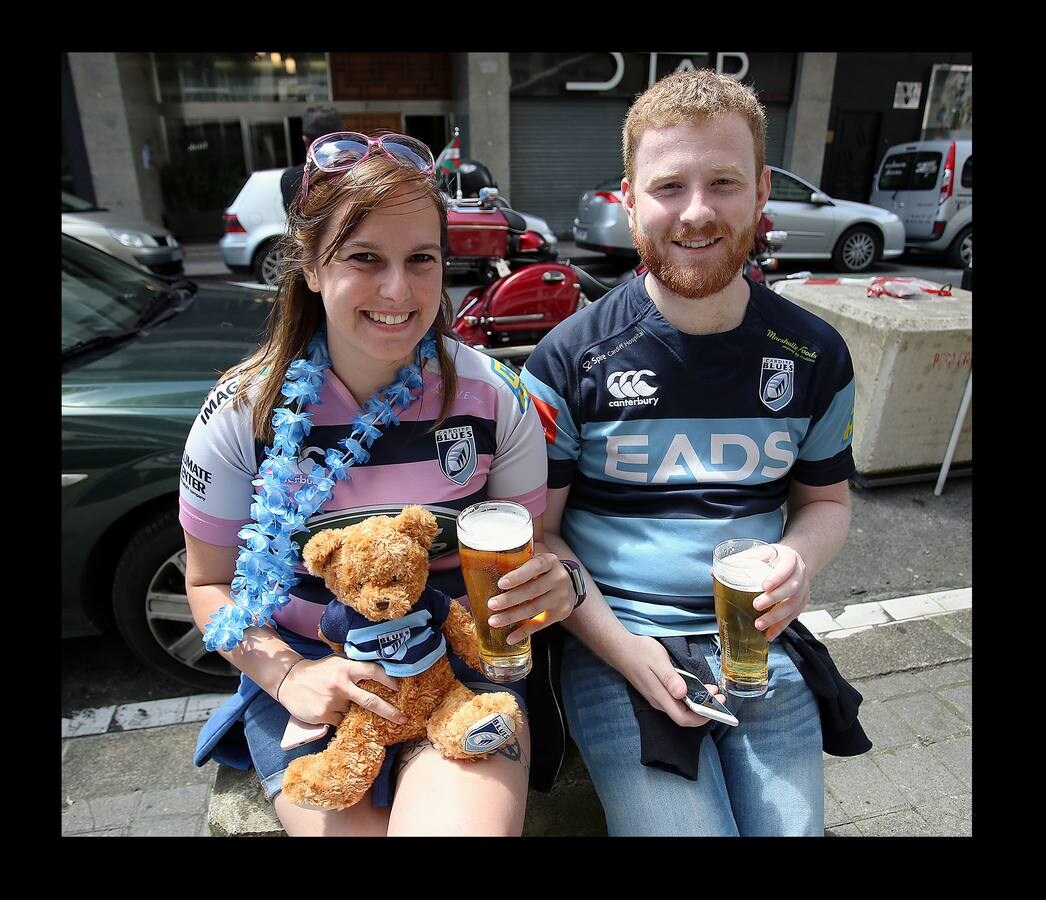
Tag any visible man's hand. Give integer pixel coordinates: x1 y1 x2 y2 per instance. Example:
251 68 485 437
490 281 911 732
753 544 811 642
608 634 725 727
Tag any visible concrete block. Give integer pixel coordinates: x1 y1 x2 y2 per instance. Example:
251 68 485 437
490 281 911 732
923 588 972 611
208 765 285 837
932 608 972 648
825 823 861 836
823 755 907 820
127 814 205 837
772 281 971 475
853 808 930 837
61 800 96 834
927 735 972 791
77 828 128 837
914 793 972 836
834 601 891 629
885 692 970 742
909 659 972 691
872 744 966 806
852 700 919 750
62 706 116 738
797 609 840 634
88 792 143 829
136 783 211 819
114 697 189 731
823 789 850 828
880 594 948 621
184 693 235 723
851 671 924 702
827 618 970 681
823 625 874 639
935 684 972 724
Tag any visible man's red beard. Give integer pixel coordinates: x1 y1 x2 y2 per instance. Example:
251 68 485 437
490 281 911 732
631 214 759 300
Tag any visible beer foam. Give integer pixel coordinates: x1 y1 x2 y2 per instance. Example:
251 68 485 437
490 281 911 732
458 508 533 552
713 553 775 592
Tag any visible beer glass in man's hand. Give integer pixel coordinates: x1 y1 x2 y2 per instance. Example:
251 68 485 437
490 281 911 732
712 540 779 698
457 501 534 682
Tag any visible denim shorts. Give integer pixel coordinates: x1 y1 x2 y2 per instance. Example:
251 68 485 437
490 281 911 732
243 652 527 807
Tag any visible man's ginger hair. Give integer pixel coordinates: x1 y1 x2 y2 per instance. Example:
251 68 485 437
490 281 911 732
623 69 767 183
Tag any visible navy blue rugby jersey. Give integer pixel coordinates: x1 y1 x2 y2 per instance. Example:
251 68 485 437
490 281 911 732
319 586 453 677
521 276 856 637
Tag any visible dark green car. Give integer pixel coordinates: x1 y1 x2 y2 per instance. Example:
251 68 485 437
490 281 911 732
62 234 273 691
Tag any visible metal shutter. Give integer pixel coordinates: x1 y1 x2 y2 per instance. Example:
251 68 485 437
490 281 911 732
765 103 787 168
510 98 632 237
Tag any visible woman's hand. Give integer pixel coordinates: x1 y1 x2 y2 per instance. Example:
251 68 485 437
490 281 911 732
753 544 811 642
608 633 725 727
485 542 578 645
277 656 408 727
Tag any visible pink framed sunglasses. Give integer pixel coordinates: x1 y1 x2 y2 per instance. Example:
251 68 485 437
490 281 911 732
300 131 436 199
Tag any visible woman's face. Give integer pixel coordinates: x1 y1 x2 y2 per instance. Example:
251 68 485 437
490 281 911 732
304 186 444 376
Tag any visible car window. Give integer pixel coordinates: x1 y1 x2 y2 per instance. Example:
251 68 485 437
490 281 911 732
878 151 942 191
769 171 815 202
62 236 161 352
960 155 972 189
61 190 101 213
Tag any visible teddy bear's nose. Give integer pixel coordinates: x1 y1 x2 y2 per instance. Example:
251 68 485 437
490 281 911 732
375 599 390 610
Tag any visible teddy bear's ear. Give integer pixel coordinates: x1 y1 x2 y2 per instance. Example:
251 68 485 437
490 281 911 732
393 505 438 550
301 528 344 576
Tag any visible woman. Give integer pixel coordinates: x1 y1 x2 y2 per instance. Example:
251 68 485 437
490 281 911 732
181 132 576 836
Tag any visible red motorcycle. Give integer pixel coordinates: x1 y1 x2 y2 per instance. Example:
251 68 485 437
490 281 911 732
453 212 785 363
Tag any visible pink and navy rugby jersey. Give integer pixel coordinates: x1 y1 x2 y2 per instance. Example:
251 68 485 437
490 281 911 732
179 336 547 640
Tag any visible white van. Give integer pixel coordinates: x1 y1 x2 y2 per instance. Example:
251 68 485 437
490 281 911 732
869 139 971 268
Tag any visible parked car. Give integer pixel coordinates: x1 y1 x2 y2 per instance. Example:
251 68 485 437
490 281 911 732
573 165 906 273
221 168 558 287
62 190 184 277
62 233 272 691
868 139 971 268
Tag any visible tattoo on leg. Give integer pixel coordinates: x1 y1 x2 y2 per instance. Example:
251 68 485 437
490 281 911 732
496 738 530 770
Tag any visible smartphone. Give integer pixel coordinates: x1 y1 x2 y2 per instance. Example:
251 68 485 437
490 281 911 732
280 716 331 750
674 668 739 727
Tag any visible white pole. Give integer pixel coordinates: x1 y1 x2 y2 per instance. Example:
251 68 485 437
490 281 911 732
934 371 972 496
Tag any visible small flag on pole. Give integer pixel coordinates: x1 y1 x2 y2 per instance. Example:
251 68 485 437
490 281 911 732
436 129 461 175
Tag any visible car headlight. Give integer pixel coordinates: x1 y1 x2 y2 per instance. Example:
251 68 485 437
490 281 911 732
107 229 156 249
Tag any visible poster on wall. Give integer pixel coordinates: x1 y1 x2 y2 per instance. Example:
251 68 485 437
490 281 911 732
921 64 972 140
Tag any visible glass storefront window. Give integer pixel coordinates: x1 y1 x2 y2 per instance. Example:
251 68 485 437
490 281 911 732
154 52 329 103
160 120 246 212
249 122 290 171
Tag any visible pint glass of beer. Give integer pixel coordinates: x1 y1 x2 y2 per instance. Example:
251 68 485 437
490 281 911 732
457 500 534 683
712 539 779 698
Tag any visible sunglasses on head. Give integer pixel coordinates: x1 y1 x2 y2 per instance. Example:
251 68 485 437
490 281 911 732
300 131 436 199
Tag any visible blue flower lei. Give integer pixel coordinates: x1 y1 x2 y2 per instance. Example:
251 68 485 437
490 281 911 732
202 329 439 652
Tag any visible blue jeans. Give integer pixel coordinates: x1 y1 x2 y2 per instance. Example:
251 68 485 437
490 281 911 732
560 634 824 836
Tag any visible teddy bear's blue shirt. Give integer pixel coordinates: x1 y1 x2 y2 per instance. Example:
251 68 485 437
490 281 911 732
319 586 454 676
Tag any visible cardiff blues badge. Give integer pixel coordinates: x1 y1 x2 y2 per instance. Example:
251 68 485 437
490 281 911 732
759 358 795 412
435 425 478 485
377 626 411 660
462 712 516 754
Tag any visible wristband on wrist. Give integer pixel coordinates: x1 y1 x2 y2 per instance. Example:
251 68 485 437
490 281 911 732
276 656 306 705
561 559 587 610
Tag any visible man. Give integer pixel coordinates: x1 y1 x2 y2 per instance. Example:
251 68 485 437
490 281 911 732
281 105 344 213
518 69 863 836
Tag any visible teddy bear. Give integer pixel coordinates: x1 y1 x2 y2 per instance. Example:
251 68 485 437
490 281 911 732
280 505 524 810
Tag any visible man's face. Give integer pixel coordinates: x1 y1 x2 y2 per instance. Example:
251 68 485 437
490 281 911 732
623 114 771 300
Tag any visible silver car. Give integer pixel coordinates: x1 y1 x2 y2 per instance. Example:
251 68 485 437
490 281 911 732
221 169 559 287
62 191 184 277
573 165 906 273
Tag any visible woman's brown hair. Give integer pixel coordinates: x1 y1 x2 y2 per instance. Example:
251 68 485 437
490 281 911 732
223 152 458 442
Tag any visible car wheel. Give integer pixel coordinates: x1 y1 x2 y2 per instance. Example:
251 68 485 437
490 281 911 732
947 226 972 269
112 507 239 692
252 240 284 286
832 226 880 273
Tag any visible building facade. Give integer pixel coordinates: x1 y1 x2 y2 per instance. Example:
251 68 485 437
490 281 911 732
62 51 972 241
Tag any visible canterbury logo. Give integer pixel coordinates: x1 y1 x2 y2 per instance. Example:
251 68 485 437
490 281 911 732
607 370 657 399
